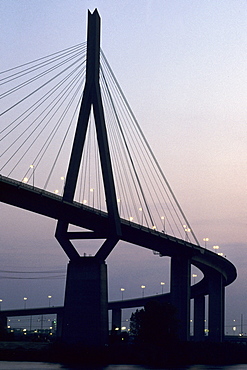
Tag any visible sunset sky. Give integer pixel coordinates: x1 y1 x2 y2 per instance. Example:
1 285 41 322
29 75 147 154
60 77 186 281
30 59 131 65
0 1 246 333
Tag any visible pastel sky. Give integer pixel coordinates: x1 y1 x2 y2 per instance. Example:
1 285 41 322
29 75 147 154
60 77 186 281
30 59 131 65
0 1 246 333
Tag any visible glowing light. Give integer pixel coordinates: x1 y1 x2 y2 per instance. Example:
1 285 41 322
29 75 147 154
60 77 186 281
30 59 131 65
192 274 197 284
161 282 165 294
203 237 209 248
120 287 125 300
141 285 146 297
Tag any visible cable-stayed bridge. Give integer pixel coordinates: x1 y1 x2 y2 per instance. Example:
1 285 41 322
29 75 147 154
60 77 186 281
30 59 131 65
0 41 197 243
0 9 236 346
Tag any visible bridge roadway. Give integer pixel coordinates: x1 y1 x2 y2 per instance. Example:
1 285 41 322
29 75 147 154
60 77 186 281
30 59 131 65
0 294 171 341
0 288 203 319
0 290 216 338
0 175 237 341
0 175 236 286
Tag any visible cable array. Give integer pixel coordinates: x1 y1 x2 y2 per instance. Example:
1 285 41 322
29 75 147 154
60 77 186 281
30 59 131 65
0 44 198 244
0 43 87 192
99 51 198 243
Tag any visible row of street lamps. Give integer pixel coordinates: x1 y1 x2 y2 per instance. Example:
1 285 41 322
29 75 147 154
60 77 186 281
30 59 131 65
184 230 224 256
120 275 205 299
23 295 52 309
21 171 224 252
0 296 53 311
20 170 225 258
22 167 66 195
202 238 224 256
120 282 166 300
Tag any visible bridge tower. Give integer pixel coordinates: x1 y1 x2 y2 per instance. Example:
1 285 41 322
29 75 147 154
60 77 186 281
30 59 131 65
55 9 121 346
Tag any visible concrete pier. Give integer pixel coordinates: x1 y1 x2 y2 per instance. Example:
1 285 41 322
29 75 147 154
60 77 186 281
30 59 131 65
194 294 205 341
170 255 191 341
208 270 224 342
61 257 108 346
112 308 121 332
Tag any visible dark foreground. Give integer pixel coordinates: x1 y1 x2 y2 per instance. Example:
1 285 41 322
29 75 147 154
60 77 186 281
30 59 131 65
0 341 247 367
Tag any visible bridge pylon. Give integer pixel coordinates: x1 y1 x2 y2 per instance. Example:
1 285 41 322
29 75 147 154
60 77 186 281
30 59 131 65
55 9 121 262
55 9 120 346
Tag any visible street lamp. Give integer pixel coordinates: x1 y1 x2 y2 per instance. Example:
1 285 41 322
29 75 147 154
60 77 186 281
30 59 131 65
117 198 121 215
183 225 191 241
203 238 209 248
60 176 65 194
23 297 27 309
213 245 219 252
233 319 237 335
141 285 146 297
0 299 3 311
120 288 125 300
48 295 52 307
192 274 197 285
90 188 94 208
30 165 35 188
139 208 143 225
160 282 165 294
161 216 165 233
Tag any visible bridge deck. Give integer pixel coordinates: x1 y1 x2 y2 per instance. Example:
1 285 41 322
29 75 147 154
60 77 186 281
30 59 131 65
0 175 237 297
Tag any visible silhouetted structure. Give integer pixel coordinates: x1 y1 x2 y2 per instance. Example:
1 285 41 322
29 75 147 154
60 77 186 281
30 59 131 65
0 9 237 346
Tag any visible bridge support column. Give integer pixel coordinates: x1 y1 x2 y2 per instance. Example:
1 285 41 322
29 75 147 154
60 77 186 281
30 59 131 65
112 308 121 333
208 270 225 342
56 312 63 339
62 257 108 347
0 315 7 332
194 294 205 341
170 255 191 341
